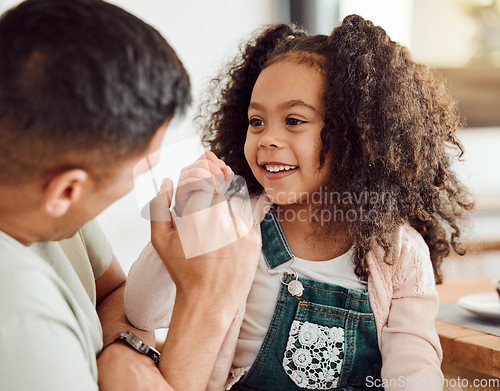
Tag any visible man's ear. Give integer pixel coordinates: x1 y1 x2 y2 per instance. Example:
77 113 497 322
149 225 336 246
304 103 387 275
42 169 89 217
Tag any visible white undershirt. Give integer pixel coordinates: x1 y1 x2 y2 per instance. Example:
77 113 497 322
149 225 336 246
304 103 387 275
232 248 367 369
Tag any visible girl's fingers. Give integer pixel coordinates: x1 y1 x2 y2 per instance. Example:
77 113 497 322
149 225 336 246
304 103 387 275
203 151 226 169
179 159 233 196
221 165 233 175
178 168 227 196
177 176 219 196
174 152 234 216
195 151 229 175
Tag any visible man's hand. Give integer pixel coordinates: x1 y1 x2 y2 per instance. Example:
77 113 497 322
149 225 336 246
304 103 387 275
149 151 261 390
151 151 260 305
97 343 173 391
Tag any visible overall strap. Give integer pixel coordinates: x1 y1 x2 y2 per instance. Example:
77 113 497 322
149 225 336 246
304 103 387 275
260 207 294 269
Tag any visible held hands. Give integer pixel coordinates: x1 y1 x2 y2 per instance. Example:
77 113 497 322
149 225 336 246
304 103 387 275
150 151 261 307
148 152 261 390
173 150 234 217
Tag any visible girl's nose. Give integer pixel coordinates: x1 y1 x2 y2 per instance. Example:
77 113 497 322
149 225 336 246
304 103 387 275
258 128 284 149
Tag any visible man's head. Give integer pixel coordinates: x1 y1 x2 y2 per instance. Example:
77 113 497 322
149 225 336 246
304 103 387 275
0 0 190 243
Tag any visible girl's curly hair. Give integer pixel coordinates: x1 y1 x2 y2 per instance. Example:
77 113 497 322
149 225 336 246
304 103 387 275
200 15 474 284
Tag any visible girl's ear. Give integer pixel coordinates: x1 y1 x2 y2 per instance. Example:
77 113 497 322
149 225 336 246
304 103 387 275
42 169 89 217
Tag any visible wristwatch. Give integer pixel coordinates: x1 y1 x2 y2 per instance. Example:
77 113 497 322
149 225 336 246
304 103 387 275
118 331 161 365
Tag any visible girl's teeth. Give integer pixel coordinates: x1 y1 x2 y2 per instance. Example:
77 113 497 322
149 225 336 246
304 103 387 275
265 165 297 172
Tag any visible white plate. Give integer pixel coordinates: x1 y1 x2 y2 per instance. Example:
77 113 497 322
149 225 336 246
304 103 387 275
457 293 500 320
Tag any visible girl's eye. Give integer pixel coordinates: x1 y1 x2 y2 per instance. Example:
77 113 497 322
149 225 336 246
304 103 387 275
286 117 305 126
249 118 264 127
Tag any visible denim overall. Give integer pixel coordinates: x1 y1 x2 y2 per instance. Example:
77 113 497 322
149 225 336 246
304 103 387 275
233 209 382 391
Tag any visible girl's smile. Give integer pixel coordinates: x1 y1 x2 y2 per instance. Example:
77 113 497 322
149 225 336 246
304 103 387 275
244 58 326 206
261 161 298 179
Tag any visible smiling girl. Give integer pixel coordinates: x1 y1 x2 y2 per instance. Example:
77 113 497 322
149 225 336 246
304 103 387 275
125 15 473 390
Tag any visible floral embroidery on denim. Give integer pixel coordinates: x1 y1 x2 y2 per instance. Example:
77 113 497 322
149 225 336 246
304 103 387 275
282 321 345 389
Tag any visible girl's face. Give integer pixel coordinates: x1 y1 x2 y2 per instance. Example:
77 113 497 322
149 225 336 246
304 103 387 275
244 59 327 206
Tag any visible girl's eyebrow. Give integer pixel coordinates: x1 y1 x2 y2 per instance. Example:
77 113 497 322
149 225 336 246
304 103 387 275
248 102 262 111
279 100 319 115
248 100 320 116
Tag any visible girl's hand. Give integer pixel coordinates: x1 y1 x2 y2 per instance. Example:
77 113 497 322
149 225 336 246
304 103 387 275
173 151 233 217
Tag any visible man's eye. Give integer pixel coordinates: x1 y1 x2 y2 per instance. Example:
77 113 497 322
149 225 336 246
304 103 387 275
249 118 264 127
286 117 305 126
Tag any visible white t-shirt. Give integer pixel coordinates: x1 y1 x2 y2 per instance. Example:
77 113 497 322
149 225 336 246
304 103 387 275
232 248 367 369
0 220 112 391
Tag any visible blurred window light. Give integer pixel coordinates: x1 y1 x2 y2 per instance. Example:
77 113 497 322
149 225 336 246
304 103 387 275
338 0 414 48
274 0 413 48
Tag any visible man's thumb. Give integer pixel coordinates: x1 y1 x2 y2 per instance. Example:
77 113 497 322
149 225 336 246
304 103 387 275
150 177 174 233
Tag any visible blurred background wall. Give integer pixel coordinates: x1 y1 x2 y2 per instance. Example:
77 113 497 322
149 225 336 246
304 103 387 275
0 0 498 277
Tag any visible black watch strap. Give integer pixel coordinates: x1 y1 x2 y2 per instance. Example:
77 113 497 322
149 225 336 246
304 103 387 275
118 331 160 365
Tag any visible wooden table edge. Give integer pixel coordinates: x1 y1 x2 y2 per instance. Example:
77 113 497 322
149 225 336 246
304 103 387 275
436 278 500 378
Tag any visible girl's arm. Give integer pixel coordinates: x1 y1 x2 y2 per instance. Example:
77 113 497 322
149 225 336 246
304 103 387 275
124 243 176 331
376 225 443 391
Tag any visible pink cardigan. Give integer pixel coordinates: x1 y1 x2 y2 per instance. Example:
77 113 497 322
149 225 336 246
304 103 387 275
125 196 443 391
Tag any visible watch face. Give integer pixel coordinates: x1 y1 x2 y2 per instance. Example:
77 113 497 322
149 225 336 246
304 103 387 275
119 331 160 364
127 333 143 349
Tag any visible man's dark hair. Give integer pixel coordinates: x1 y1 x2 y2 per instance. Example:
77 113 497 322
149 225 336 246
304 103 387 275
0 0 190 183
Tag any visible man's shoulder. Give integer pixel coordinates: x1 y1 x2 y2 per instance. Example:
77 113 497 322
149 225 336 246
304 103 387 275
0 237 100 390
0 237 71 318
0 255 58 299
0 231 54 277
